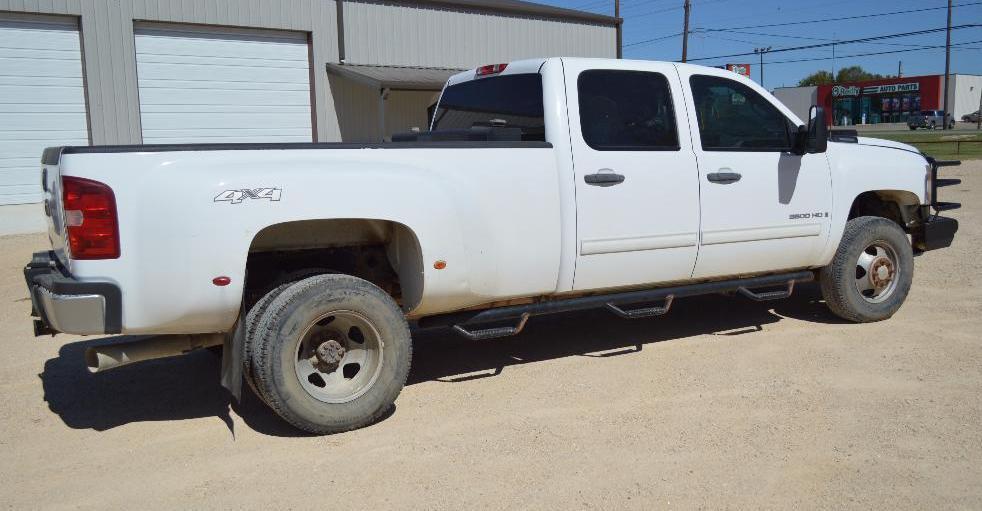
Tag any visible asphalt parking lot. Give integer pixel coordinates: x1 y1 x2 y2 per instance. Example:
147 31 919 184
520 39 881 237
1 162 979 509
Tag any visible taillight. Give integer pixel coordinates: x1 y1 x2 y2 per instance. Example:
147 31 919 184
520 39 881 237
62 176 120 259
475 63 507 76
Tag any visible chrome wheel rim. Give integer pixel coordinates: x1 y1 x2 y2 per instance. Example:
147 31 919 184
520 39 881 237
293 310 384 403
854 241 900 303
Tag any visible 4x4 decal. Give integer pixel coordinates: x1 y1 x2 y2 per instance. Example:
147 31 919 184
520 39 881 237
214 188 282 204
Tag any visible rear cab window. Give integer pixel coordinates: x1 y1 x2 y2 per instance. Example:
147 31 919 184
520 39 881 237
432 74 545 141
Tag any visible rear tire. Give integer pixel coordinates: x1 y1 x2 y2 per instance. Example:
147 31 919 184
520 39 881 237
243 269 331 400
252 274 412 434
820 216 914 322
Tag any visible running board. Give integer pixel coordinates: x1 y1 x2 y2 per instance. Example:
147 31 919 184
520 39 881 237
737 281 795 301
928 157 962 213
421 271 815 340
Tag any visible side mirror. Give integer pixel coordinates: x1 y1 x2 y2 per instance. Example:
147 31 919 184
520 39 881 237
806 105 828 154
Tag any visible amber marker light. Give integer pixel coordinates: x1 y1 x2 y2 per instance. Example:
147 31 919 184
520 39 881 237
433 260 447 270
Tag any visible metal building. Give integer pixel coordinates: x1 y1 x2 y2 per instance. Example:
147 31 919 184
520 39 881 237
0 0 618 224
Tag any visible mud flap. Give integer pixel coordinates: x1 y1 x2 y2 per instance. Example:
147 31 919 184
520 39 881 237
220 319 245 402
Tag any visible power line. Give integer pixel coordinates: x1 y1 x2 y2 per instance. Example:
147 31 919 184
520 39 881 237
623 2 982 48
684 24 981 62
696 2 982 33
698 29 982 52
760 39 982 66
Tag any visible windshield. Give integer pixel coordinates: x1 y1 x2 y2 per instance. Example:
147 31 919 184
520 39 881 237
432 73 545 141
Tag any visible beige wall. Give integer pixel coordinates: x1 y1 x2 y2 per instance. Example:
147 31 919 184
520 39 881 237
327 75 438 142
343 0 616 68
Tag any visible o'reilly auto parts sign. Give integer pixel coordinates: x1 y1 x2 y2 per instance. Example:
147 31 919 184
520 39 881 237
832 85 860 97
833 82 920 97
862 82 919 94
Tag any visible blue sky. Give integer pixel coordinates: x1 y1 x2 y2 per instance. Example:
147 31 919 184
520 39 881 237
537 0 982 89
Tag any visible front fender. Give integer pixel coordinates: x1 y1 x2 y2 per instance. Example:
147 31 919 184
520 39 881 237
819 141 929 265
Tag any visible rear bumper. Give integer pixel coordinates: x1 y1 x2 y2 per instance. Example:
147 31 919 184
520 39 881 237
912 216 959 252
24 251 121 336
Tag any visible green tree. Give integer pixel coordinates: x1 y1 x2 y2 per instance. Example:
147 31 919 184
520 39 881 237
834 65 886 83
798 70 833 86
797 66 889 87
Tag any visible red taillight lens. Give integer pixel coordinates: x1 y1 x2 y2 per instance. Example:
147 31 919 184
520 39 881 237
475 63 507 76
62 176 120 260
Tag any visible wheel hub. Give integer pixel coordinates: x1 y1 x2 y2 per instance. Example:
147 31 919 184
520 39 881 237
314 338 345 370
869 256 895 291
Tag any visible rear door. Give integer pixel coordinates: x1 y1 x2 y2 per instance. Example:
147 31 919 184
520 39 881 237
564 60 701 291
678 69 832 279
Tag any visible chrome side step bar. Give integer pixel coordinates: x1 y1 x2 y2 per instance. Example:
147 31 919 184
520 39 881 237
419 271 815 341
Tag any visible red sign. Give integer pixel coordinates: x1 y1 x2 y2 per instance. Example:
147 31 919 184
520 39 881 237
726 64 752 77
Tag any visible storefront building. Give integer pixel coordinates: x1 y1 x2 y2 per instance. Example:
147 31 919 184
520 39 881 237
820 75 941 126
774 73 982 127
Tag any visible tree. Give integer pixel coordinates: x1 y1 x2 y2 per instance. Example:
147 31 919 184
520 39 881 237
797 66 889 87
798 70 833 86
834 65 886 83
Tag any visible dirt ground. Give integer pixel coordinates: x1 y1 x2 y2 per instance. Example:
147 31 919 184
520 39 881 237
1 162 980 510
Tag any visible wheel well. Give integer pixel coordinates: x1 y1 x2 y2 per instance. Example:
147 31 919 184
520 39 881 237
848 190 921 228
245 219 423 311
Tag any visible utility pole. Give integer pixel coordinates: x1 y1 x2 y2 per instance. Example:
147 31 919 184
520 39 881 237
943 0 953 130
754 47 771 88
615 0 622 59
831 38 836 80
681 0 691 62
898 60 902 78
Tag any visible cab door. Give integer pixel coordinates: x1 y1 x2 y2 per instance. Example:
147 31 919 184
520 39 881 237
678 69 832 279
565 60 701 291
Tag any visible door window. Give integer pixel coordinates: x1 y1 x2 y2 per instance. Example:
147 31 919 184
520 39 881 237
689 75 792 151
577 70 679 151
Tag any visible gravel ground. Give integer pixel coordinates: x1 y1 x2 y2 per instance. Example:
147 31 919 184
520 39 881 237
1 162 980 509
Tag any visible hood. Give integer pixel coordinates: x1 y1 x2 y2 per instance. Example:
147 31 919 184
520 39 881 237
854 136 922 156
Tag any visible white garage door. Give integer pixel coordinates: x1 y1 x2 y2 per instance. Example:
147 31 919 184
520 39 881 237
0 17 88 205
134 25 314 144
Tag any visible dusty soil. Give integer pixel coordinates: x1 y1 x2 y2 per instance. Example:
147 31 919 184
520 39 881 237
1 162 980 509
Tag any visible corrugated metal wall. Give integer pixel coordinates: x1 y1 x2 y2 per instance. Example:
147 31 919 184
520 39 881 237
951 75 982 119
384 90 439 137
0 0 340 144
327 77 438 143
342 1 616 68
327 72 379 142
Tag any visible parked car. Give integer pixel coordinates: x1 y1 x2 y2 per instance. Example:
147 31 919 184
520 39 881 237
962 110 981 123
908 110 954 130
25 58 962 434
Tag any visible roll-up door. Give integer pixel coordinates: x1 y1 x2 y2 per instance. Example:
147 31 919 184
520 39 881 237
0 16 88 205
134 25 313 144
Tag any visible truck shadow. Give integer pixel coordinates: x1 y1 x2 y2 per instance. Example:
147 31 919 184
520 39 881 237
38 283 842 437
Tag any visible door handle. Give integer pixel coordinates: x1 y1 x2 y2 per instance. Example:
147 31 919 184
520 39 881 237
707 170 742 184
584 170 625 187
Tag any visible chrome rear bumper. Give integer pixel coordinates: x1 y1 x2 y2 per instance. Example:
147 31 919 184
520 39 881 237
24 251 121 336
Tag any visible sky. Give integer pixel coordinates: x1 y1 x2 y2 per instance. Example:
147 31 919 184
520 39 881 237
535 0 982 89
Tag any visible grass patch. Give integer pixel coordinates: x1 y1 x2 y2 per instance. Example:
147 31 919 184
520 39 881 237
860 130 982 160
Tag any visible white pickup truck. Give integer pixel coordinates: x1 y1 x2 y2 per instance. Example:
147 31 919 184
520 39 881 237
26 58 960 434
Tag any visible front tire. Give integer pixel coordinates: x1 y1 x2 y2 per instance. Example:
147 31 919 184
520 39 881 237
820 216 914 322
252 274 412 434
